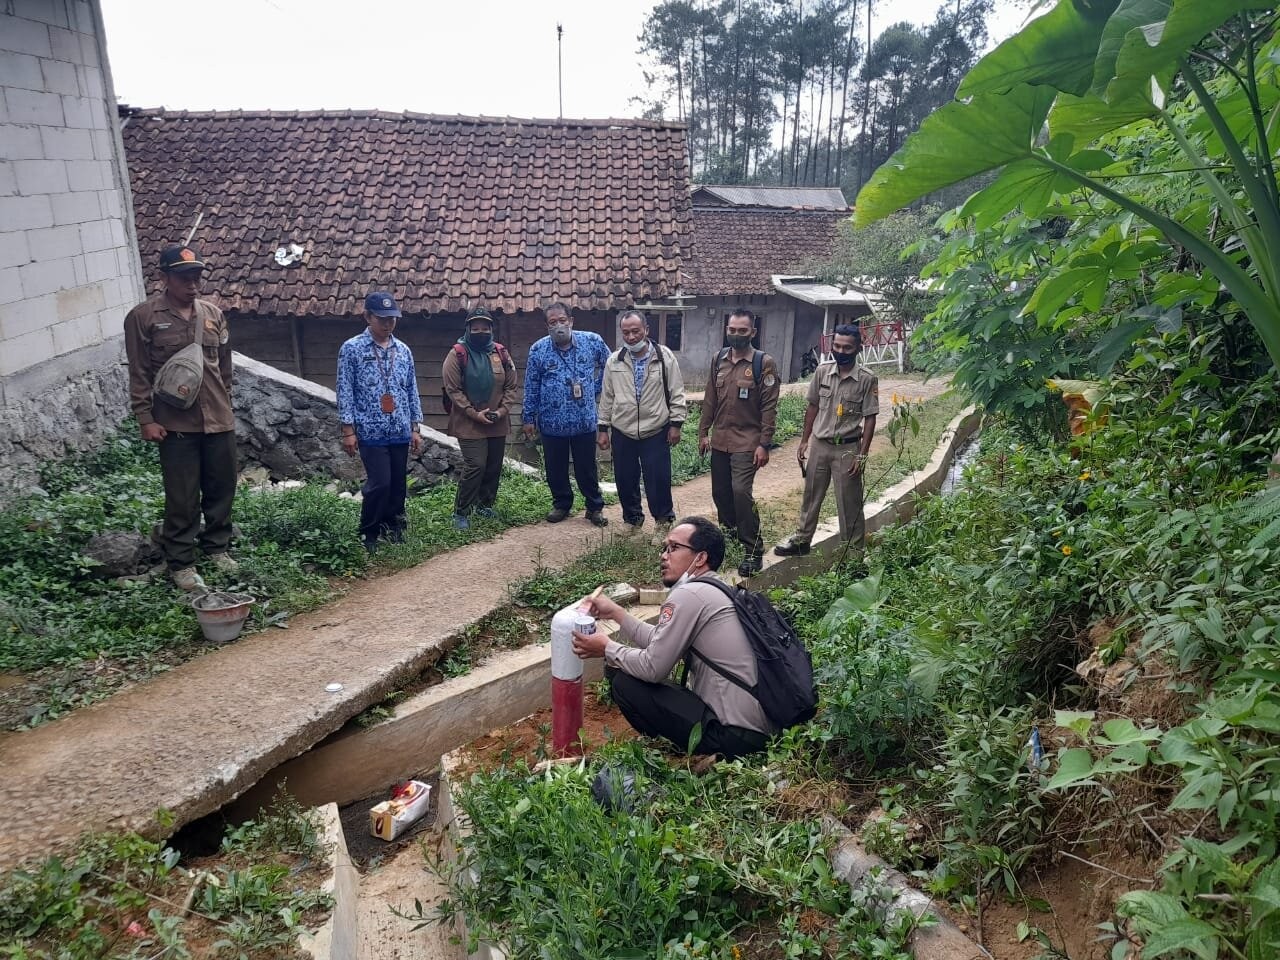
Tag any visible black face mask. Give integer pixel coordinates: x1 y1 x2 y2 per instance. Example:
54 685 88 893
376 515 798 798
726 334 753 350
834 351 857 366
467 332 492 350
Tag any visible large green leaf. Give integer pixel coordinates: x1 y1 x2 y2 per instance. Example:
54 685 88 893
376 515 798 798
1025 266 1108 321
1094 0 1254 101
1091 317 1153 373
1190 80 1280 153
1140 919 1221 960
1049 90 1157 142
960 160 1060 229
1118 890 1190 926
959 0 1121 98
1046 747 1098 788
855 84 1057 227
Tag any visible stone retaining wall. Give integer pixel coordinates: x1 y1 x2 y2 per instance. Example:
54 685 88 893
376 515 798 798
0 338 129 499
232 352 459 485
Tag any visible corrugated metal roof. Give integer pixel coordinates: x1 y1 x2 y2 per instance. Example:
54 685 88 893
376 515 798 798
693 184 849 210
771 275 869 307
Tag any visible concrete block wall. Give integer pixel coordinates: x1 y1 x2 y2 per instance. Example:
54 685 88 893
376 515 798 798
0 0 144 498
681 294 797 389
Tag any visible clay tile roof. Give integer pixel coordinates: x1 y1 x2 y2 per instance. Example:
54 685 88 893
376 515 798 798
690 206 849 296
119 108 692 317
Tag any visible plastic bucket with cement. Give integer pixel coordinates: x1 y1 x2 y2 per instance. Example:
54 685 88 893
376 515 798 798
191 592 255 643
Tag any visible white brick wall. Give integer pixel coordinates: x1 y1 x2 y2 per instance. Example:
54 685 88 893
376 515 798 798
1 0 143 378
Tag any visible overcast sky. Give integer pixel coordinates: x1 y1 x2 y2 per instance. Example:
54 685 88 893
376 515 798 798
99 0 1028 119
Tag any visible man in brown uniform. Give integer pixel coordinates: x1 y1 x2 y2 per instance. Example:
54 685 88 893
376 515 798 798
123 245 236 593
775 324 878 555
442 307 518 528
573 516 774 758
697 308 780 577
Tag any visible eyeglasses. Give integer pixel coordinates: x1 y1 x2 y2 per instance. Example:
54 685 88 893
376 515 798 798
660 541 697 555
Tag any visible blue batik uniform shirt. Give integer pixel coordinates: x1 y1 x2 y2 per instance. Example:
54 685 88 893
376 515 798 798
336 330 423 445
522 330 611 437
632 345 651 402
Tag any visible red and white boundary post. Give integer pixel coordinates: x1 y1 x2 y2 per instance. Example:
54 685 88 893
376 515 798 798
549 606 589 756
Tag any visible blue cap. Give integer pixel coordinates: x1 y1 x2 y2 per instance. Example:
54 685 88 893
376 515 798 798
365 291 401 317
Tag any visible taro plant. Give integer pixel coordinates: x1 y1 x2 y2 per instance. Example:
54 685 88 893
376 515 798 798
856 2 1280 373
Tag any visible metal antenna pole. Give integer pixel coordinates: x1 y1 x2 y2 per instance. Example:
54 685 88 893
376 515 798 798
557 23 564 117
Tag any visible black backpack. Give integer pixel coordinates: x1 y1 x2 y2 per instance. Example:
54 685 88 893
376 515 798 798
682 576 818 730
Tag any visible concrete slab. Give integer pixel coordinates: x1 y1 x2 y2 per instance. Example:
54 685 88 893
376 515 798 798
357 839 459 960
437 749 507 960
230 608 654 816
298 803 360 960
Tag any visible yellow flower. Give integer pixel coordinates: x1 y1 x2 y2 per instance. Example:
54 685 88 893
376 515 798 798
892 392 901 405
1045 378 1060 391
1061 545 1073 556
1078 470 1092 481
732 948 743 960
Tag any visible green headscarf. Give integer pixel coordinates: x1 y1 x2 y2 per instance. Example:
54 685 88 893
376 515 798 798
459 334 495 407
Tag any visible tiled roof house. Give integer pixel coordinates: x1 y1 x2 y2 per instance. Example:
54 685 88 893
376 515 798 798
680 185 863 384
690 205 847 296
120 108 692 423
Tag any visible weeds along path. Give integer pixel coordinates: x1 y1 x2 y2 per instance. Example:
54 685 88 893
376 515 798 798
0 374 946 871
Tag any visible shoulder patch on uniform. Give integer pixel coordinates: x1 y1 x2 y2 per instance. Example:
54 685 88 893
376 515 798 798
763 374 776 387
658 602 675 626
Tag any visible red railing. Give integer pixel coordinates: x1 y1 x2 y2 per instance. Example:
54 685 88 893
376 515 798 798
821 320 903 353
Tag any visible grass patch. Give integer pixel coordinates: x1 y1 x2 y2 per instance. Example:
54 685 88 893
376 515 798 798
864 389 968 500
0 421 555 729
418 740 925 959
0 791 333 959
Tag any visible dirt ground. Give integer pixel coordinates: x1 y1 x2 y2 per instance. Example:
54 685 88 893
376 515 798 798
939 851 1159 960
451 685 637 779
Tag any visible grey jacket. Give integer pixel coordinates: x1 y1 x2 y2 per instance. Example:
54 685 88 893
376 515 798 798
597 341 688 440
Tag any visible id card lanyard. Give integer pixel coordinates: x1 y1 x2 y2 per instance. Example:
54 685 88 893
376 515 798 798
557 340 584 399
374 338 398 413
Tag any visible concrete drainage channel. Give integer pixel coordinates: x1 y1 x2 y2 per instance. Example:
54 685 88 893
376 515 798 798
231 407 984 960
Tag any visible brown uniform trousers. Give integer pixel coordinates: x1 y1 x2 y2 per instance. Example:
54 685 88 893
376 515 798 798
793 362 879 546
698 350 780 557
123 295 236 570
442 345 519 515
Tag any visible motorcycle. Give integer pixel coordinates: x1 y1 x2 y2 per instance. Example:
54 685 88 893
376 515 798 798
800 345 820 378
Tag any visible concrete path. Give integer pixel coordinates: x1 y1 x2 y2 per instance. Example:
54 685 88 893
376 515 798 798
0 374 949 871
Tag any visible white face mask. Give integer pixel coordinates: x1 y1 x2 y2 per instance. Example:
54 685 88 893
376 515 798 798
670 569 693 590
626 338 649 355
